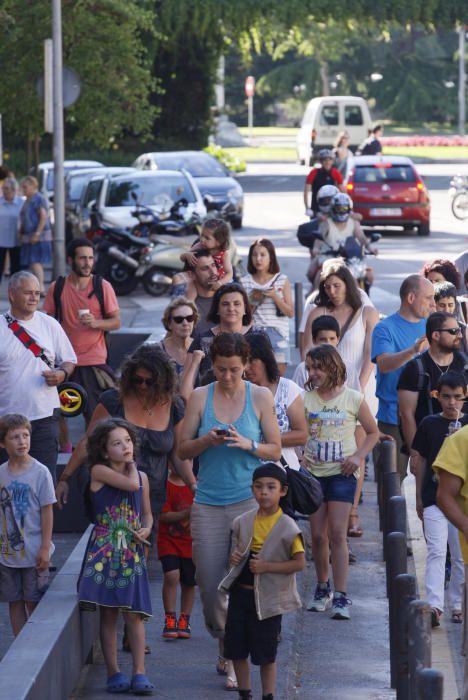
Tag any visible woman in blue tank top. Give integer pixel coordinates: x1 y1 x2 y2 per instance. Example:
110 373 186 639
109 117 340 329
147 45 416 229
179 333 281 690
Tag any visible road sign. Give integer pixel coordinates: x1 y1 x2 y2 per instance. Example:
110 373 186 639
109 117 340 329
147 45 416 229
245 76 255 97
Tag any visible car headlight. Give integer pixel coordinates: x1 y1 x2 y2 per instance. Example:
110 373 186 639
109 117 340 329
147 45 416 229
227 188 242 200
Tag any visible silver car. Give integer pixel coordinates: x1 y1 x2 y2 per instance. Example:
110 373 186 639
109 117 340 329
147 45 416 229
86 169 206 231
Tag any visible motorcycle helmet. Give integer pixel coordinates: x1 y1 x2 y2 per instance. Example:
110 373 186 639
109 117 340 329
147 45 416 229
317 184 340 214
318 148 334 161
330 192 353 222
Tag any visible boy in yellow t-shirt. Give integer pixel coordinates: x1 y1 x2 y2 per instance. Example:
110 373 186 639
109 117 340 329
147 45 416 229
220 463 305 700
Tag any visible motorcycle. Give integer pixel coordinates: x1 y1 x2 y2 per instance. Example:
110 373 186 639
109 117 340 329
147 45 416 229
93 225 153 296
130 194 202 239
449 174 468 220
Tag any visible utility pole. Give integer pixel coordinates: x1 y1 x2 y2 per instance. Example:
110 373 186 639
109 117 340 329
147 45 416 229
52 0 65 277
459 25 466 136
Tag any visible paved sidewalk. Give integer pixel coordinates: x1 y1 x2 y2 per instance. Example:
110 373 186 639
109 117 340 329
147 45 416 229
71 475 394 700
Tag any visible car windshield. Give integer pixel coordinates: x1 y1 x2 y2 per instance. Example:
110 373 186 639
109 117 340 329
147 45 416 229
106 175 196 206
354 165 416 183
67 173 94 201
47 165 93 192
154 154 226 178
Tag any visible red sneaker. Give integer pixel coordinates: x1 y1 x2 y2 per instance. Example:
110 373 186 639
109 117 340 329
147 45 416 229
162 613 178 639
177 613 192 639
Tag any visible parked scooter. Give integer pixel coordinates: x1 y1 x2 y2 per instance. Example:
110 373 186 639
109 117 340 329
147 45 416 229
93 226 153 296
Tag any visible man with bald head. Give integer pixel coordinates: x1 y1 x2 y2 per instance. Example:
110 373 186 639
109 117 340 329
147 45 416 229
371 274 436 479
0 272 76 481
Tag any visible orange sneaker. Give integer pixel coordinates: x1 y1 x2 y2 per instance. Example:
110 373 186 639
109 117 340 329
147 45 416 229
162 612 178 639
177 612 192 639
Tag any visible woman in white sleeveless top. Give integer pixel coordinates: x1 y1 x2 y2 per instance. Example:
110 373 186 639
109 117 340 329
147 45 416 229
303 261 379 537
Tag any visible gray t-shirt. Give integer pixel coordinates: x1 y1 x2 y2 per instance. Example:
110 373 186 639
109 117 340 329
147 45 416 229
0 459 56 568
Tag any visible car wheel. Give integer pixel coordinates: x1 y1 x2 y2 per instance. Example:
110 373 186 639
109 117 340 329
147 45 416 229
142 267 171 296
417 223 430 236
231 216 243 230
452 192 468 220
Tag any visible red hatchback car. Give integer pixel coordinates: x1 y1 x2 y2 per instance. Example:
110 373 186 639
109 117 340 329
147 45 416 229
346 155 431 236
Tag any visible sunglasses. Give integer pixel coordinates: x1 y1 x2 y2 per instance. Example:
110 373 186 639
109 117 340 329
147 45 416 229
436 327 462 335
172 314 194 324
133 376 154 386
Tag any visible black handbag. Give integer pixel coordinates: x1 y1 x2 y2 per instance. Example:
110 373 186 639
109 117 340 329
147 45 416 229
280 459 323 516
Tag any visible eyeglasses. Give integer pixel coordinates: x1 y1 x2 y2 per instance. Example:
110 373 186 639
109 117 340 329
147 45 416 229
436 327 462 336
133 376 154 386
172 314 194 324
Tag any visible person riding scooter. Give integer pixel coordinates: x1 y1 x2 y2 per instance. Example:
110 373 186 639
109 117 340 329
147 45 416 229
311 193 377 289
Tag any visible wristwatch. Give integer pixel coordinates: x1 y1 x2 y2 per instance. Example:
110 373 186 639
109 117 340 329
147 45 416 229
250 440 259 454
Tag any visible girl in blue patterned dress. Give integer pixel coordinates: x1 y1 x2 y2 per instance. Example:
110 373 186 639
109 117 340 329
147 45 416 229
78 418 154 695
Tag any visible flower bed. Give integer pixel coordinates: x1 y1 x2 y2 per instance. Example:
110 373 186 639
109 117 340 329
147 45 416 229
381 135 468 147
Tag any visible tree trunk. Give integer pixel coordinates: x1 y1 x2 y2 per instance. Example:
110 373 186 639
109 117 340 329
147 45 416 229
319 61 330 96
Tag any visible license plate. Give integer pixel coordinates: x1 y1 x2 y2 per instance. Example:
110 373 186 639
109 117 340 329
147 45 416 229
370 208 402 217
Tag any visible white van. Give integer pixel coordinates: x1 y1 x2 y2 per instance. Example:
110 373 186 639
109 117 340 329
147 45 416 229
296 96 372 165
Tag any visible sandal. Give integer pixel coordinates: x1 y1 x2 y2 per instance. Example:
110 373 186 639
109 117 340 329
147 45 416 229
347 513 363 538
452 610 463 624
431 608 442 628
225 675 238 691
130 673 155 696
106 671 130 694
216 655 228 676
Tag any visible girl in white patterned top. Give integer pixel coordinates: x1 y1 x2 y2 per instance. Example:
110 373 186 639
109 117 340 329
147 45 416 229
241 238 293 374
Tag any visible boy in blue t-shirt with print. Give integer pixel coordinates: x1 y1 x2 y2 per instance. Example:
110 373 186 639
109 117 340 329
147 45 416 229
0 414 56 636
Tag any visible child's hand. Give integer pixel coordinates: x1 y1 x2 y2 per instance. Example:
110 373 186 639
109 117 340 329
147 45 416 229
36 547 50 574
230 547 244 567
340 455 360 477
249 553 268 574
183 252 198 267
134 527 152 544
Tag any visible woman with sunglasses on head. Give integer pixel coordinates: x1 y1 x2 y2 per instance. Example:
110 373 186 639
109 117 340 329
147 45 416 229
160 297 198 376
180 282 256 400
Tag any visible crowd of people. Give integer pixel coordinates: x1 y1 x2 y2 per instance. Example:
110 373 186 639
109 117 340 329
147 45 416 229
2 185 468 698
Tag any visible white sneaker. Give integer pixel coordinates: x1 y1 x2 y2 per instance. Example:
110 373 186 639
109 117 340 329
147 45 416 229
331 592 352 620
307 582 332 612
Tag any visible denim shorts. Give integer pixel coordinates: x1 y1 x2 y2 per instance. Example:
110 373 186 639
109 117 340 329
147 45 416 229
315 473 357 504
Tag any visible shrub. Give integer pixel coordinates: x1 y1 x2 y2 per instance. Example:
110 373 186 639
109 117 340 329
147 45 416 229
203 145 247 173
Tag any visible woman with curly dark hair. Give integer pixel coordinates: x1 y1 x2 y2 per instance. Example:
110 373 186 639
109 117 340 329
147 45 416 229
422 258 461 290
57 343 195 520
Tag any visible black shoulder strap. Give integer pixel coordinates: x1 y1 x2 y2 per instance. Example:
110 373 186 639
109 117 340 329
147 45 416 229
89 275 106 320
53 276 66 323
415 354 433 416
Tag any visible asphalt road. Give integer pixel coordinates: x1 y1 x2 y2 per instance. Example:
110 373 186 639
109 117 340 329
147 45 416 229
234 161 468 316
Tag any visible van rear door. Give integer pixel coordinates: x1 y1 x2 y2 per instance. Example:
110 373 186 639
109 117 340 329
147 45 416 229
343 103 367 147
316 102 340 145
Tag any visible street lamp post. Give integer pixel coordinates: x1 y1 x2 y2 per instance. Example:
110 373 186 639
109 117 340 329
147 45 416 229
52 0 65 277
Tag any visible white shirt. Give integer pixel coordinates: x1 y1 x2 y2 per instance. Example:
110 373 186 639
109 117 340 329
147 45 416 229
0 311 77 420
274 377 304 470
